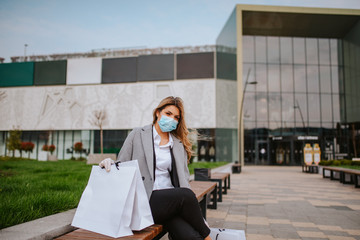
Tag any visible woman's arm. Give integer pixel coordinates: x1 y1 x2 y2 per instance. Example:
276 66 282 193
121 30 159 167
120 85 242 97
116 129 136 162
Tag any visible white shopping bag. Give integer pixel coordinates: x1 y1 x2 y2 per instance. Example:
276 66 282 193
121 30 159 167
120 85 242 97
71 160 154 238
210 228 246 240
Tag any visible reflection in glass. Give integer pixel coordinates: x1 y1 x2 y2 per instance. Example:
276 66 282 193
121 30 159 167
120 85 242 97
243 36 254 63
321 94 332 123
268 64 280 92
255 64 267 92
281 93 295 123
281 65 293 92
330 39 338 65
257 121 268 128
333 94 340 122
293 38 306 64
294 65 306 92
268 93 281 123
267 37 280 63
319 39 330 65
294 94 308 127
280 37 293 64
320 66 331 93
255 36 266 63
243 92 255 121
243 63 256 92
306 38 318 65
256 92 268 121
307 66 319 93
331 66 339 93
308 94 320 122
269 121 281 130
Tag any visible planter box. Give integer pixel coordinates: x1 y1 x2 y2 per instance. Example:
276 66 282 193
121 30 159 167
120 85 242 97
87 153 117 165
47 154 58 161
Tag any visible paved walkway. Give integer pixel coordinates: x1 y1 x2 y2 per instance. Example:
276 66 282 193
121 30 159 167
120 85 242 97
206 166 360 240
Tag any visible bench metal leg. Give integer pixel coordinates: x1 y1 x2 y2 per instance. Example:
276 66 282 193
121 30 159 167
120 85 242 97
227 175 231 189
199 198 207 219
210 179 222 202
207 185 217 210
355 175 360 188
223 178 227 194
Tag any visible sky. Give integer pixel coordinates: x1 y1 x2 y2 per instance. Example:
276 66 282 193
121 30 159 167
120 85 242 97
0 0 360 62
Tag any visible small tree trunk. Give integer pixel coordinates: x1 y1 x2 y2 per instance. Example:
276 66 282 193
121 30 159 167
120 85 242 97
28 151 30 159
12 150 15 157
100 125 103 154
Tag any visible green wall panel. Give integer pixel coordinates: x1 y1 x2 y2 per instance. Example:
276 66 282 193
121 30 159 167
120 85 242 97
34 60 67 85
0 62 34 87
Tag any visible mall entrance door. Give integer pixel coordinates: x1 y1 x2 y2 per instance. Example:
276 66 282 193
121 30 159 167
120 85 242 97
271 140 292 165
255 140 270 165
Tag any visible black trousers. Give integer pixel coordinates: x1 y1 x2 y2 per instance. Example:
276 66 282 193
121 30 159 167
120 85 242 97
149 188 211 240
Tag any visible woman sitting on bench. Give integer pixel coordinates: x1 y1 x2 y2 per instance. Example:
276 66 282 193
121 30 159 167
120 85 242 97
100 96 211 240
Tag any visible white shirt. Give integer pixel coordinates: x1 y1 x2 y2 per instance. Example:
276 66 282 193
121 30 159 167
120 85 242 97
152 126 174 190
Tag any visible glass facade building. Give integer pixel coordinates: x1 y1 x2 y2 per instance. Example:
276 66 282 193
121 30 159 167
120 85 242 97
217 5 360 165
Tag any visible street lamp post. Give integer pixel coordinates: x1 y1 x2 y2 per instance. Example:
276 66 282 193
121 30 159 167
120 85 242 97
239 68 257 167
24 44 28 60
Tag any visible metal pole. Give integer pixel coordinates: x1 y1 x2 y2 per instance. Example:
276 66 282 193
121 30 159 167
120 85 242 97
239 69 251 167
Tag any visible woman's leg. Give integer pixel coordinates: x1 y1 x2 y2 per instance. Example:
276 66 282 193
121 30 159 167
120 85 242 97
149 188 210 238
165 217 203 240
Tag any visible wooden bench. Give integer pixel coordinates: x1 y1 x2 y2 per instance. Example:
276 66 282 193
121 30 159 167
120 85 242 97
56 181 217 240
210 172 231 202
322 166 360 188
302 164 319 173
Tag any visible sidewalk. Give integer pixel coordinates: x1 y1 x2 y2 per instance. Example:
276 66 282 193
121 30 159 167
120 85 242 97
206 166 360 240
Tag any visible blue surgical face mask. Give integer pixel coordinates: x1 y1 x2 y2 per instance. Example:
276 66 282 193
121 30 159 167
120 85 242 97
158 115 178 132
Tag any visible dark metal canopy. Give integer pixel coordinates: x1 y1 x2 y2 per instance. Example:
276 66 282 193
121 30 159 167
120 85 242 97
242 11 360 38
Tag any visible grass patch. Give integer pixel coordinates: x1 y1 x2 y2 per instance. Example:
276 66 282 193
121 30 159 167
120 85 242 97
0 158 92 229
0 158 229 229
188 161 229 175
329 165 360 170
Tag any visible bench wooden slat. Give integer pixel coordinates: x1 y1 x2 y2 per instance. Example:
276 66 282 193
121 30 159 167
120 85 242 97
56 182 217 240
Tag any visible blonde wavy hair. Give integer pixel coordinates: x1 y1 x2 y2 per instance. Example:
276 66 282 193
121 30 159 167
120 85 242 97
152 96 193 162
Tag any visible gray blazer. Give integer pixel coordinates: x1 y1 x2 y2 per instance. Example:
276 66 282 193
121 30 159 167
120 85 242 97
117 124 191 199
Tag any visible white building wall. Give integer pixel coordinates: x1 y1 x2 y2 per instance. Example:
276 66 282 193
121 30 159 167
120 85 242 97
0 79 216 131
66 58 102 85
216 79 238 129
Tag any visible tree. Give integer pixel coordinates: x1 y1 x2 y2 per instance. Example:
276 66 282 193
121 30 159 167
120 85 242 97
7 129 22 157
22 142 35 159
89 109 107 154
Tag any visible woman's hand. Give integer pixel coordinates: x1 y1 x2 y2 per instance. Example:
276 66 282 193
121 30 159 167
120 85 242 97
99 158 115 172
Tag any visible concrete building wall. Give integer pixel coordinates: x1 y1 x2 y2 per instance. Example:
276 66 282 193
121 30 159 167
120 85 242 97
0 79 217 131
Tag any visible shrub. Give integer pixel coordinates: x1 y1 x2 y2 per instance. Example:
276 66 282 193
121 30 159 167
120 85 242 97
74 142 83 153
48 145 56 154
42 145 49 151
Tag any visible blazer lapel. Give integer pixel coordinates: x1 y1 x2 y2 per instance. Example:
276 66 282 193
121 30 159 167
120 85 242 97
141 125 154 181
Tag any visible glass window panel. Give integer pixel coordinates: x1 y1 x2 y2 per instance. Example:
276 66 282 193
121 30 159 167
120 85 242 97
244 121 256 130
217 52 236 80
330 39 338 65
34 61 67 86
321 94 332 123
243 92 255 121
322 122 333 129
306 38 318 65
281 93 295 125
294 65 306 92
177 52 214 79
256 92 268 121
138 54 174 81
293 38 305 64
308 93 320 122
269 121 281 130
281 65 293 92
280 37 293 64
243 63 256 92
255 64 267 92
267 37 280 63
333 94 340 122
102 57 137 83
257 121 268 128
243 36 254 63
255 36 266 63
268 64 280 92
320 66 331 93
294 93 308 127
0 62 34 87
319 39 330 65
307 66 319 93
331 66 339 93
268 93 281 122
